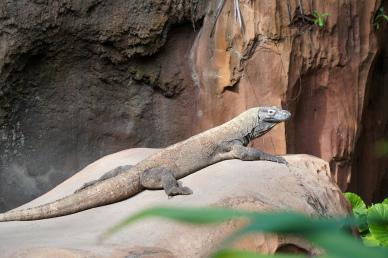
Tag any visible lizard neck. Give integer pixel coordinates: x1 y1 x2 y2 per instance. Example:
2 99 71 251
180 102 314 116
225 111 276 146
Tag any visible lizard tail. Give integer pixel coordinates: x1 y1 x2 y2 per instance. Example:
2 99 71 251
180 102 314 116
0 173 142 222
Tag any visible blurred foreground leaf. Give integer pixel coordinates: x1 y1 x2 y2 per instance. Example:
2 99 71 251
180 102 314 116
102 206 252 239
102 206 388 258
212 250 307 258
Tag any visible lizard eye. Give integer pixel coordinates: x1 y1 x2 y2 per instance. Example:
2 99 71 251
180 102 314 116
268 109 275 115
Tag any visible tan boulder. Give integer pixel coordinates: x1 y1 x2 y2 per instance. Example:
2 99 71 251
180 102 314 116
0 149 350 258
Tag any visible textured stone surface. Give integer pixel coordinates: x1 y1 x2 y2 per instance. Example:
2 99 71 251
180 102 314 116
191 0 388 202
0 149 350 258
0 0 206 211
4 246 175 258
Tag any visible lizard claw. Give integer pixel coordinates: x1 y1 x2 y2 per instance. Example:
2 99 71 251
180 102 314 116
179 186 193 195
276 157 288 165
167 186 193 197
263 155 288 165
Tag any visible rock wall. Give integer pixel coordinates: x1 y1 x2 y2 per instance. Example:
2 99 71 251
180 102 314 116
0 0 206 211
191 0 388 203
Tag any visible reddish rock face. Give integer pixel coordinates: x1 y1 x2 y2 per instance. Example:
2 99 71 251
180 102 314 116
191 0 388 203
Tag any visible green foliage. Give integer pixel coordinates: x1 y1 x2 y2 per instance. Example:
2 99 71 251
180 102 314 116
344 192 368 233
312 10 330 28
102 206 250 239
213 250 306 258
374 7 388 29
345 192 388 247
102 206 388 258
375 140 388 157
368 204 388 246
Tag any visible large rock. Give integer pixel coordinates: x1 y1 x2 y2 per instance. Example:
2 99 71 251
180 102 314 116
0 149 350 258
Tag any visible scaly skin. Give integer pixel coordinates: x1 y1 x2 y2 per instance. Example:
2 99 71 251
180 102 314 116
0 106 291 221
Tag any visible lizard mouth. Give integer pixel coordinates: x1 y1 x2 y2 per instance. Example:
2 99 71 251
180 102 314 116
263 110 291 122
251 122 277 138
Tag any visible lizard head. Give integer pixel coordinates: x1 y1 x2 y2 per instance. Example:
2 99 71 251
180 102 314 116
248 106 291 139
258 106 291 123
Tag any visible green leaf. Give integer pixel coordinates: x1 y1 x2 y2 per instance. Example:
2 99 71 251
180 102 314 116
374 7 388 29
307 231 388 258
102 206 386 258
237 215 353 235
344 193 368 233
375 140 388 157
311 11 329 28
103 206 355 240
221 215 355 252
362 233 382 247
318 18 324 28
367 203 388 247
233 215 383 258
212 249 307 258
101 206 253 239
344 192 367 211
383 198 388 205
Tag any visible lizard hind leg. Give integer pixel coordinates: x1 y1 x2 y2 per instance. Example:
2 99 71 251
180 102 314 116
74 165 133 193
140 167 193 197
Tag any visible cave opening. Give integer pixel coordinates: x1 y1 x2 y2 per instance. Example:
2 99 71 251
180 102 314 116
349 46 388 204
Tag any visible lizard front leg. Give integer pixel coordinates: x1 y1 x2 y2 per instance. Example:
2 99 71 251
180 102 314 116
140 167 193 197
231 145 288 164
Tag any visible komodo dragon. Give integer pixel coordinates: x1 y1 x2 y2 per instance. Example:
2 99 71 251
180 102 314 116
0 106 291 221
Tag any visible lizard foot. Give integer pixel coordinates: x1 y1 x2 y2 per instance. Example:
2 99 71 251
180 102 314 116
263 155 288 165
167 186 193 198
